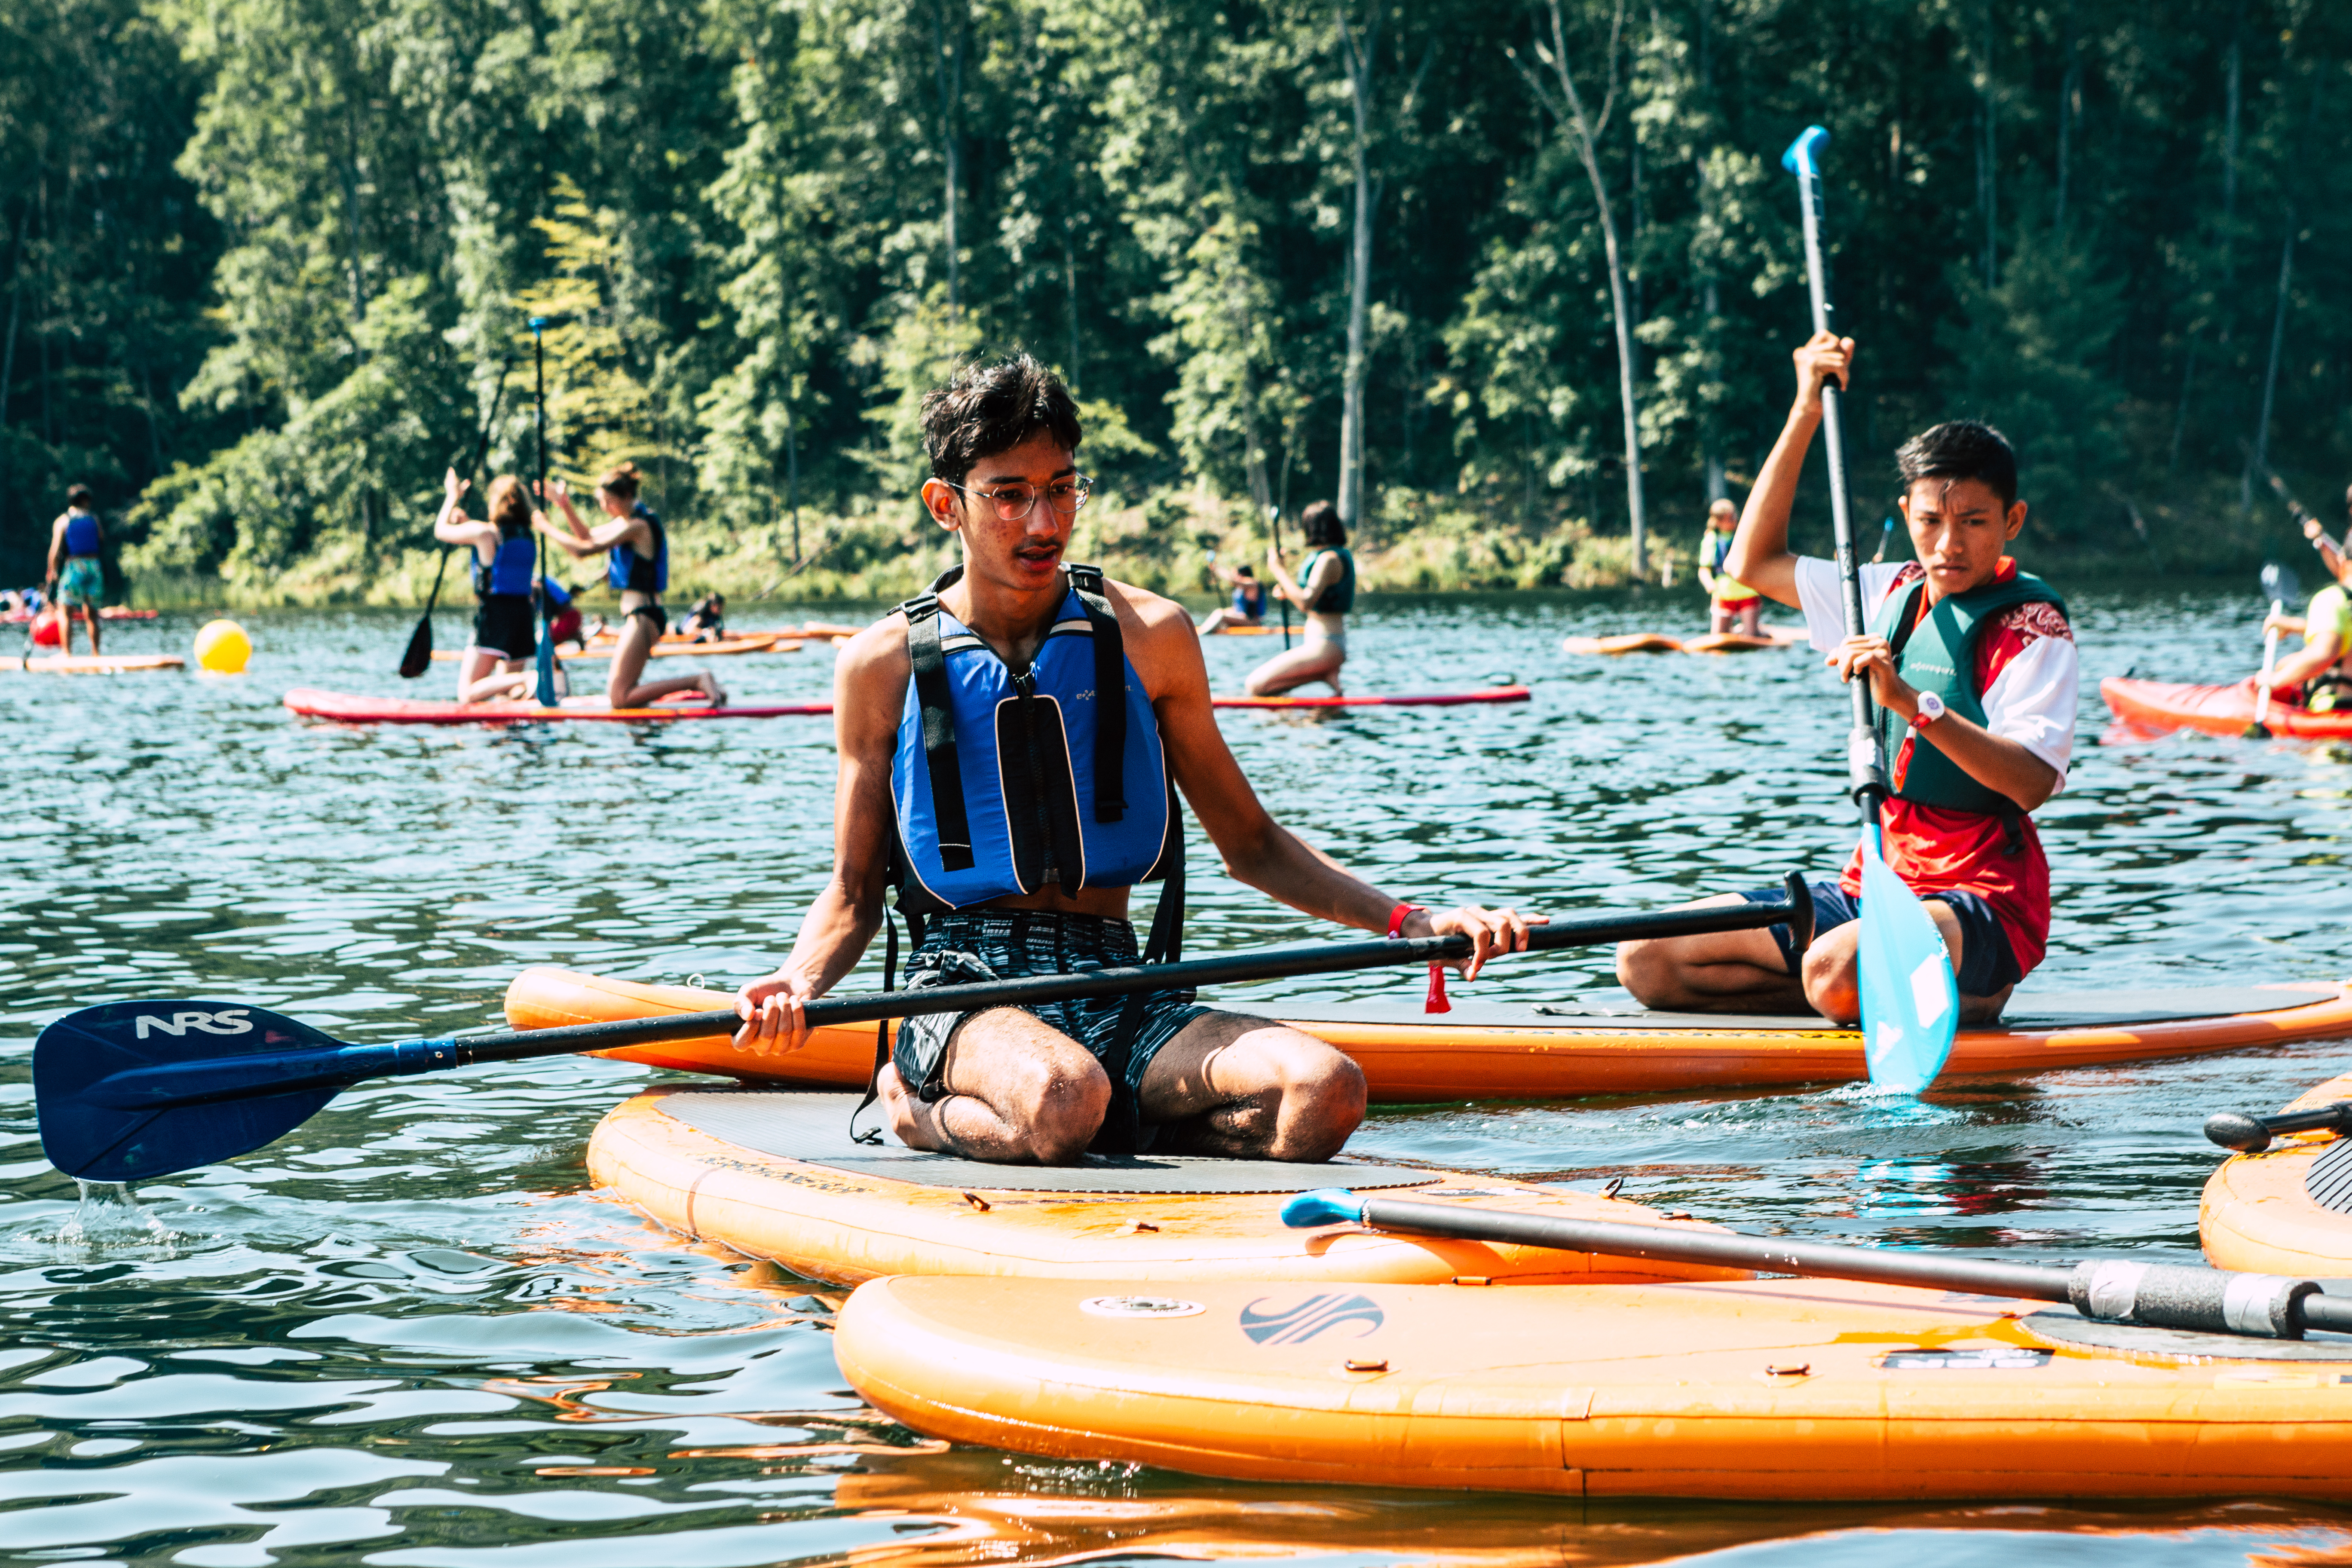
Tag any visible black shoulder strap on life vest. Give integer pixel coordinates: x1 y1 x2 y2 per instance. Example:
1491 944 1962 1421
899 568 974 873
1064 563 1127 824
849 904 926 1145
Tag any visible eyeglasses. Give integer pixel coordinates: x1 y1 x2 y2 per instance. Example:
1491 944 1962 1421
947 474 1093 522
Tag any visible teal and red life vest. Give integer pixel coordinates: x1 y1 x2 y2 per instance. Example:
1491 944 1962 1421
890 564 1178 916
1867 561 2068 821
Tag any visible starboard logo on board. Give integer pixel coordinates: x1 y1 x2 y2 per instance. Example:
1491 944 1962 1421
1237 1292 1384 1345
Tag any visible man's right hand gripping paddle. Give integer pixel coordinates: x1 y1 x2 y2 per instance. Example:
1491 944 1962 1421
1782 125 1957 1096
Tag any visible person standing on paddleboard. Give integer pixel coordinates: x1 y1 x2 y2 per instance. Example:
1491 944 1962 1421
537 462 726 710
1195 557 1267 634
1618 332 2076 1026
1697 497 1763 637
1250 501 1352 695
734 354 1535 1165
44 486 106 657
435 469 549 702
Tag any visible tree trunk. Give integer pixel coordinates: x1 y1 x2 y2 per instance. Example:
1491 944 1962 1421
1977 2 1997 291
1527 0 1643 572
1064 228 1081 392
931 0 967 316
2245 207 2295 514
2054 0 2079 230
1334 1 1379 530
2169 18 2241 472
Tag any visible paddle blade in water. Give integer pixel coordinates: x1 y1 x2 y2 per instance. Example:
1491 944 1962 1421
397 613 433 679
1856 835 1958 1096
34 1001 345 1182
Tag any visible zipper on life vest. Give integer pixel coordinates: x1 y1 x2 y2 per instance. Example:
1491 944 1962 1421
1011 667 1057 888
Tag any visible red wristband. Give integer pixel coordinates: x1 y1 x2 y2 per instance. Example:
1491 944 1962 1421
1384 903 1451 1014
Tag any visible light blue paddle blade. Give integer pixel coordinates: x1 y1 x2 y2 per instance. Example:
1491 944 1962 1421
1856 829 1959 1096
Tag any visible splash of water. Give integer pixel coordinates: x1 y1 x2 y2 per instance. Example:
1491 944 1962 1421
55 1180 176 1252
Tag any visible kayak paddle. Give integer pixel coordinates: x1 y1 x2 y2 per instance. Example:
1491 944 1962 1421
530 316 559 708
1782 125 1957 1096
401 361 511 680
37 891 1805 1183
2247 560 2300 738
1283 1188 2352 1341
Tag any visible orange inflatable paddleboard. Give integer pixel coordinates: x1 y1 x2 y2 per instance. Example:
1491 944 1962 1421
836 1272 2352 1500
2202 1064 2352 1275
507 966 2352 1099
586 1085 1745 1289
10 653 185 674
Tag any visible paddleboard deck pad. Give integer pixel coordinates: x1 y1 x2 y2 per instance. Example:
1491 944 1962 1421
835 1272 2352 1500
1212 686 1531 709
1563 630 1804 655
2203 1064 2352 1275
10 654 185 673
588 1086 1748 1288
510 967 2352 1099
2102 676 2352 740
282 688 831 724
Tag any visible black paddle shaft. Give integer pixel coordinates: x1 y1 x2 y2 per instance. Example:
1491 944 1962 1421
1352 1194 2352 1341
86 897 1804 1112
1788 132 1885 825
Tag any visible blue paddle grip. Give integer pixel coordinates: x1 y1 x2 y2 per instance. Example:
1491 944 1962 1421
1281 1188 1367 1228
1781 125 1829 178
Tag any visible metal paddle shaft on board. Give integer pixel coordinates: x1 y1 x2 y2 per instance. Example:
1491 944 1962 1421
530 318 559 708
1283 1188 2352 1342
2248 561 2300 738
1268 504 1292 651
37 890 1810 1182
1781 125 1958 1096
400 361 511 679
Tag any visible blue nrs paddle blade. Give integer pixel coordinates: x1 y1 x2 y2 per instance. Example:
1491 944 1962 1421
35 1001 346 1182
1856 830 1959 1096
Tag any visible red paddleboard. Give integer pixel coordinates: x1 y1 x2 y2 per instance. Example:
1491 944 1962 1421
2101 676 2352 740
282 687 832 725
2 606 158 624
1212 686 1531 710
430 634 797 663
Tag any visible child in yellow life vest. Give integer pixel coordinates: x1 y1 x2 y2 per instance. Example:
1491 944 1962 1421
1697 498 1761 636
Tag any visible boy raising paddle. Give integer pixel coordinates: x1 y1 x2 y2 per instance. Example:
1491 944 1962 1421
1618 332 2076 1026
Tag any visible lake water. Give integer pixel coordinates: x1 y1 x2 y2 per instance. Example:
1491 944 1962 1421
6 587 2352 1565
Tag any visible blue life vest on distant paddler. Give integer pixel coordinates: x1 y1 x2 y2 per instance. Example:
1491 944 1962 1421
891 564 1177 915
1868 561 2067 823
474 525 536 599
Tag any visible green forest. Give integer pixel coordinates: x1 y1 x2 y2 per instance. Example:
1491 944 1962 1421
5 0 2348 604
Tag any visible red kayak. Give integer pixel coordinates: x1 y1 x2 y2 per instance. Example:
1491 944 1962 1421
2100 676 2352 740
1212 685 1532 710
283 687 833 725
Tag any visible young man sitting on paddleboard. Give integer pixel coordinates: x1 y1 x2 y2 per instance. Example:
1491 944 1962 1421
1618 331 2075 1026
734 354 1534 1164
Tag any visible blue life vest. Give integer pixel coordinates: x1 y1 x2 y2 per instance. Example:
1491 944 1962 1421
609 503 668 593
1232 579 1264 617
474 528 535 598
542 576 573 609
891 565 1177 915
63 511 100 558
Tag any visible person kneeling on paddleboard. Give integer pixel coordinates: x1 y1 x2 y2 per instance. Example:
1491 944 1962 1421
539 463 726 711
437 470 553 703
735 354 1534 1165
1618 332 2075 1026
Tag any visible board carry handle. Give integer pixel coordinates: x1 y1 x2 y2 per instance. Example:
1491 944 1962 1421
2205 1100 2352 1153
1284 1188 2352 1341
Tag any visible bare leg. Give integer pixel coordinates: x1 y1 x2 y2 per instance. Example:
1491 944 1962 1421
606 613 720 707
1617 894 1810 1014
879 1007 1112 1164
84 607 99 656
1736 600 1762 637
1197 608 1236 634
1710 603 1733 634
1244 640 1345 697
1138 1011 1366 1161
458 651 530 703
1798 905 2012 1026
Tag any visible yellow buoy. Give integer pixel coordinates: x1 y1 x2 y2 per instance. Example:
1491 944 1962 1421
193 619 251 674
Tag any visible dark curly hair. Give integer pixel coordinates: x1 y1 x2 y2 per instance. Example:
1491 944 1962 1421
1896 421 2018 508
921 354 1083 490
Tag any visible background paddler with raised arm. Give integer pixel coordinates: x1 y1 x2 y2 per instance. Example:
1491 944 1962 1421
1618 331 2076 1026
734 354 1534 1166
